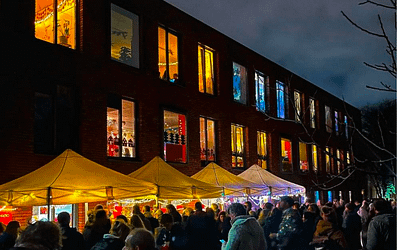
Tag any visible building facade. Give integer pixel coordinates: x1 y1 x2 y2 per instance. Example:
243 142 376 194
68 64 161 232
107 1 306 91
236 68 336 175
0 0 365 211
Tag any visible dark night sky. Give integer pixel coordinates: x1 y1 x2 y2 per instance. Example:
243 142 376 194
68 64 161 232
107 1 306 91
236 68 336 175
165 0 396 108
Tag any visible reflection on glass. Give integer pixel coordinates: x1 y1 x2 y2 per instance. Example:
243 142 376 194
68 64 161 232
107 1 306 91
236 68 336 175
294 91 301 122
310 99 316 128
198 45 214 94
281 138 292 172
122 100 135 157
158 27 166 79
233 62 247 104
299 142 308 172
158 28 179 82
335 111 339 134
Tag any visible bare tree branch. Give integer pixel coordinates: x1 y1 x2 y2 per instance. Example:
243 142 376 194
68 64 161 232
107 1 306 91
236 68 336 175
366 84 397 92
359 0 397 9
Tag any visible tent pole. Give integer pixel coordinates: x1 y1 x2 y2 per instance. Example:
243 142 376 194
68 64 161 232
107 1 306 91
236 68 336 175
47 187 52 221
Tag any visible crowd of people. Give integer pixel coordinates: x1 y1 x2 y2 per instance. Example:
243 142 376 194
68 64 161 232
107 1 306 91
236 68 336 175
0 197 395 250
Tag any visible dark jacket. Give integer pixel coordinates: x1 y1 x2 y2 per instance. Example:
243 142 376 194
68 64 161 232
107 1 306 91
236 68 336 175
0 232 17 250
185 211 219 250
366 213 396 250
276 207 302 250
342 210 361 250
60 226 85 250
83 223 110 250
90 234 125 250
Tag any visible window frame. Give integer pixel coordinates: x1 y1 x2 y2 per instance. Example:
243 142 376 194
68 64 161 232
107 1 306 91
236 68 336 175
231 124 246 168
110 4 140 68
200 117 217 165
334 110 340 136
107 96 137 159
158 26 180 84
198 44 215 95
312 144 318 172
255 71 268 113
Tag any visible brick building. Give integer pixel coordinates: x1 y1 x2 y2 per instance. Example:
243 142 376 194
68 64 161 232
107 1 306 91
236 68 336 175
0 0 365 227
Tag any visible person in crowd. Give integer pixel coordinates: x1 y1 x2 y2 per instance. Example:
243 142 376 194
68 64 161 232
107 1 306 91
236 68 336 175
155 213 173 250
143 205 159 233
300 198 313 213
262 205 282 250
357 200 370 248
83 209 111 250
257 209 269 227
366 199 396 250
185 201 219 250
90 220 130 250
311 206 347 250
308 203 322 229
132 205 152 231
205 207 216 219
181 207 194 227
335 199 346 228
115 215 128 224
166 204 182 224
211 203 220 220
248 210 257 218
57 212 84 250
130 214 145 229
292 201 302 217
299 211 317 249
243 201 252 215
222 203 266 250
124 228 155 250
354 200 361 212
269 196 302 250
94 204 104 210
0 223 5 236
390 200 396 213
217 211 231 242
325 201 333 207
11 221 61 250
342 202 362 250
0 221 20 250
153 209 164 221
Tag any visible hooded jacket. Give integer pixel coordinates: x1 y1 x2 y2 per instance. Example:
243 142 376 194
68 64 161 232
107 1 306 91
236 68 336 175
222 215 266 250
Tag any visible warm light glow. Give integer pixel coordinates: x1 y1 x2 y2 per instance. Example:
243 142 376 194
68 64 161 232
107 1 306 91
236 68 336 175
299 142 308 171
312 144 318 172
257 131 267 169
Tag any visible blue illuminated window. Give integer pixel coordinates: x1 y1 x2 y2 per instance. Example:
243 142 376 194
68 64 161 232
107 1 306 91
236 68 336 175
315 191 320 204
344 115 348 139
328 191 332 202
276 81 285 119
233 62 247 104
335 111 339 135
255 72 265 112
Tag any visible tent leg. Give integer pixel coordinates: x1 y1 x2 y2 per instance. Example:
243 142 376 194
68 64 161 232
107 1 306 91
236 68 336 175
47 187 52 221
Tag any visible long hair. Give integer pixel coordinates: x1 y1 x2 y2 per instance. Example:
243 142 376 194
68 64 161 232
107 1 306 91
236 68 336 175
130 214 145 229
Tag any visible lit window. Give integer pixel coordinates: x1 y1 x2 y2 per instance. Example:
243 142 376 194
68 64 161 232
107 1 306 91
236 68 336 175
325 105 332 133
294 91 301 122
344 115 348 139
336 149 341 174
334 111 339 135
35 0 76 49
111 4 139 68
231 124 245 168
159 27 179 83
200 117 216 162
163 110 186 163
315 191 320 204
281 138 292 172
325 147 331 173
310 98 316 128
198 45 214 94
340 150 345 172
255 72 266 112
299 142 308 172
107 98 136 158
347 151 350 165
276 81 286 119
233 62 248 104
312 144 318 172
328 191 333 202
257 131 268 169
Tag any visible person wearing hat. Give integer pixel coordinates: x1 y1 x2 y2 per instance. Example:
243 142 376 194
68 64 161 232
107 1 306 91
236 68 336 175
269 196 302 250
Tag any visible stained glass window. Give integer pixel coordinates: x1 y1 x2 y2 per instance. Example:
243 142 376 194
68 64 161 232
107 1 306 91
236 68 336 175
294 91 301 122
231 124 245 168
325 106 332 133
164 110 186 163
233 62 247 104
257 131 268 169
310 98 316 128
200 117 216 162
159 27 179 83
107 98 136 158
299 142 308 172
312 144 318 172
276 81 286 119
198 45 214 94
281 138 292 172
255 72 266 112
35 0 76 49
111 4 139 68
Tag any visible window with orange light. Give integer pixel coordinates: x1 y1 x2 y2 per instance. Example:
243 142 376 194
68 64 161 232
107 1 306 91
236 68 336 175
231 124 245 168
312 144 318 172
198 44 215 94
299 142 308 172
200 117 216 163
35 0 76 49
281 138 292 172
159 27 179 83
257 131 268 169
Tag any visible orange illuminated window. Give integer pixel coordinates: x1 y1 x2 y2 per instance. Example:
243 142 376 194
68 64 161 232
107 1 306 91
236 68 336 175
257 131 268 169
299 142 308 172
281 138 292 172
35 0 76 49
159 27 179 83
231 124 245 168
312 144 318 172
200 117 216 162
198 45 214 94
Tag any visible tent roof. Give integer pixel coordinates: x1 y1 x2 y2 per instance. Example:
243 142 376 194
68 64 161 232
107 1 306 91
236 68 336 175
238 164 306 196
128 157 223 199
0 150 157 206
191 162 264 196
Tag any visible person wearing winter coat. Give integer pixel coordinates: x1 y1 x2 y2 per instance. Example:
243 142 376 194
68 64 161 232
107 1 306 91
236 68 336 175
83 209 111 250
57 212 85 250
0 221 20 250
90 220 130 250
342 203 361 250
11 221 61 250
222 203 266 250
366 199 396 250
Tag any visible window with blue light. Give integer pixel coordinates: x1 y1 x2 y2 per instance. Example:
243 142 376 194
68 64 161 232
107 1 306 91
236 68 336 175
255 71 266 112
344 115 348 139
233 62 247 104
334 111 339 135
328 191 332 202
276 81 285 119
315 191 320 204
